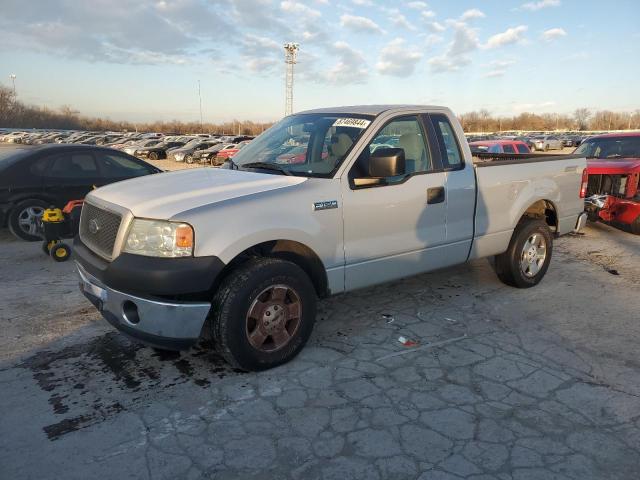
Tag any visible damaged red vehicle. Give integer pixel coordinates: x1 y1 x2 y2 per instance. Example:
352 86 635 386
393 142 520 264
576 133 640 234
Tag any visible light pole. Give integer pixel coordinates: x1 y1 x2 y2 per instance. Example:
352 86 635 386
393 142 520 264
197 80 203 133
9 74 16 96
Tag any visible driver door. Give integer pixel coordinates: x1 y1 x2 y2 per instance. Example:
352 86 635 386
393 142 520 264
341 115 448 291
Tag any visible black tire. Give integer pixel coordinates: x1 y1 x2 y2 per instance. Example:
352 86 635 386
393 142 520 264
494 218 553 288
149 152 159 160
185 154 194 164
50 242 72 262
544 144 549 151
42 240 59 255
8 199 49 242
631 216 640 235
210 258 317 371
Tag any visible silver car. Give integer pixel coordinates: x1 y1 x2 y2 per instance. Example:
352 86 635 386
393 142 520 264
531 135 563 151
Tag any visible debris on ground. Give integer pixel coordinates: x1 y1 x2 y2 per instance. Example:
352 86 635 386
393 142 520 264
381 313 394 323
398 336 418 347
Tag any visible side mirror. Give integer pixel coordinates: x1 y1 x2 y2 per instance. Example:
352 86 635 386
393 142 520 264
368 148 406 177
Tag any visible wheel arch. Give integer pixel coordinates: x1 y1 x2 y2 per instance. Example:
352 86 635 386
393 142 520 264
212 239 329 298
520 199 558 233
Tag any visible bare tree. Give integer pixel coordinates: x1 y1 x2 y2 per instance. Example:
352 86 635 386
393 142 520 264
573 108 591 131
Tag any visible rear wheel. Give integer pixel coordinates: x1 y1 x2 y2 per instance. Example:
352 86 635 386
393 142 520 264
495 218 553 288
50 242 72 262
210 258 317 371
631 215 640 235
544 144 549 151
149 152 159 160
8 199 49 241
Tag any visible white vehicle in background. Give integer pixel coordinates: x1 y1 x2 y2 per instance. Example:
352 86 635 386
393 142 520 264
531 135 564 151
2 131 29 143
123 139 163 156
75 105 587 372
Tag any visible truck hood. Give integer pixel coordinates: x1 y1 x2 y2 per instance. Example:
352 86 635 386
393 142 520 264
587 158 640 174
88 168 307 219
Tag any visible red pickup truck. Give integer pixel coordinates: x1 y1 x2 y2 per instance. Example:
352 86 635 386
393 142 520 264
577 133 640 234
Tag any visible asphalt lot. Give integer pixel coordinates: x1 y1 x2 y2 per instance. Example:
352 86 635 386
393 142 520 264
1 215 639 479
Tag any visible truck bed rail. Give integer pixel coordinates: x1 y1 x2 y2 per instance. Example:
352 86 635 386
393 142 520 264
473 152 583 167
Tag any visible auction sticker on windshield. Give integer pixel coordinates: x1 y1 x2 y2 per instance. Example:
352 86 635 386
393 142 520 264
332 118 371 129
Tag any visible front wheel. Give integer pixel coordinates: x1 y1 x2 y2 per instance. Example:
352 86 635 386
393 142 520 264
8 199 49 241
185 154 194 164
494 218 553 288
210 258 317 371
149 152 159 160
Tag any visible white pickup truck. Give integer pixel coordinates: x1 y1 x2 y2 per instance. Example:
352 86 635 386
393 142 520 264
75 105 588 371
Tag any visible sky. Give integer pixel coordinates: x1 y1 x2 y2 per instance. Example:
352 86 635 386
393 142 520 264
0 0 639 123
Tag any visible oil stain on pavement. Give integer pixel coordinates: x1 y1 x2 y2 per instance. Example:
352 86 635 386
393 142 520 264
18 332 243 440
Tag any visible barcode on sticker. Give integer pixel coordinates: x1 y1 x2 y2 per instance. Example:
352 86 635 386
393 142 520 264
332 118 371 129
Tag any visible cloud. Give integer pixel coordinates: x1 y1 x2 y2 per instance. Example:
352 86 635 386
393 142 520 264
428 21 479 72
521 0 560 11
239 33 282 73
407 1 429 9
483 59 516 78
280 1 321 18
387 10 416 31
340 14 384 34
324 41 369 83
428 55 471 73
460 9 485 21
426 21 446 33
541 27 567 41
483 25 528 49
376 38 423 77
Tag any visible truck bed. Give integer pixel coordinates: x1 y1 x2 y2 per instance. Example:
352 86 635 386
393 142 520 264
469 152 587 260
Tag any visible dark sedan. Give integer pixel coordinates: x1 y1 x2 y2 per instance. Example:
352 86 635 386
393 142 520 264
0 144 161 241
135 141 186 160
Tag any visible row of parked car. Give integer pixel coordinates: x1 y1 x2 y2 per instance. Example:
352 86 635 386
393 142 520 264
117 135 253 165
0 129 255 166
465 132 594 153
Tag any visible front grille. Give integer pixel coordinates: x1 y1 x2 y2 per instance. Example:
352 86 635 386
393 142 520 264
80 202 122 260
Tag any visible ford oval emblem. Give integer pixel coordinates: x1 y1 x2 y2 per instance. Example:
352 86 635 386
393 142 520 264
88 218 100 234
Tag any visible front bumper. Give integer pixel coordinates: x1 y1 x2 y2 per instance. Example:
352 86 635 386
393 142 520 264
77 262 211 350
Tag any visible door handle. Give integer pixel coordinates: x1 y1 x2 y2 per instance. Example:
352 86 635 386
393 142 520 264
427 186 445 204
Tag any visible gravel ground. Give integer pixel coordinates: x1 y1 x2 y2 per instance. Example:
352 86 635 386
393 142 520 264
0 219 639 479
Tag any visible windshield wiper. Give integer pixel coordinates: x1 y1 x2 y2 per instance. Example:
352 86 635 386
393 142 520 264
242 162 292 175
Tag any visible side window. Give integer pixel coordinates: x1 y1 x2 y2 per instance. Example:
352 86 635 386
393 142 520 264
503 144 516 154
29 157 50 176
358 116 433 176
99 152 153 178
430 114 463 169
516 143 529 154
49 153 98 178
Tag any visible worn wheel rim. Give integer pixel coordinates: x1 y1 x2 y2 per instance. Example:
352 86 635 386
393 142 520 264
17 206 45 235
520 233 547 277
245 284 302 352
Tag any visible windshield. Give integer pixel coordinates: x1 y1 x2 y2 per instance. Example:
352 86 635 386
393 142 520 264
231 113 373 176
574 136 640 159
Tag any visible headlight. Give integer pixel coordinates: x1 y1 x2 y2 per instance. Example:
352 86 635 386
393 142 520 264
123 219 194 257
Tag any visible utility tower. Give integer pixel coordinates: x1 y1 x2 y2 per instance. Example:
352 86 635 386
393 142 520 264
283 42 299 117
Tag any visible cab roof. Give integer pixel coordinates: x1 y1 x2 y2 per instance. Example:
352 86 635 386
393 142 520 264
296 105 449 116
